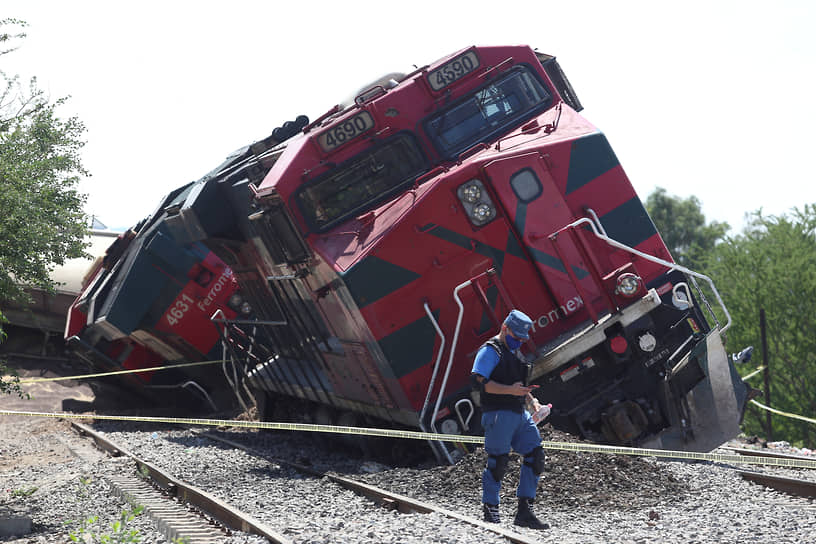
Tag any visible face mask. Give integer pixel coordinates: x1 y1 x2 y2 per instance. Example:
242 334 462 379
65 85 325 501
505 335 523 351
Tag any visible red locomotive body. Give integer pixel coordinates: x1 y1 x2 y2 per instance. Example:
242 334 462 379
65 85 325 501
238 46 750 459
65 45 751 461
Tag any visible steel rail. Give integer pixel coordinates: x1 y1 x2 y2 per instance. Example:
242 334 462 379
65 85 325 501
719 446 816 499
197 430 546 544
738 470 816 499
69 421 292 544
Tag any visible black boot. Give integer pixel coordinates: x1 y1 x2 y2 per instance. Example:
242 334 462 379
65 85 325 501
483 503 500 523
514 498 549 529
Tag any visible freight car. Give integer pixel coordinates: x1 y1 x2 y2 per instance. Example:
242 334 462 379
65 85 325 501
1 229 119 355
65 45 753 462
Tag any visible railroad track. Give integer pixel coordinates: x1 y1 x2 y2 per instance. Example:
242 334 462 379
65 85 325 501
739 471 816 501
721 446 816 500
71 421 287 544
195 430 550 544
70 421 543 544
10 417 816 543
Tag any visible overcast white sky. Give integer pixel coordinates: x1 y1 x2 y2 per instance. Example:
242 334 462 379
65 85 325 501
4 0 815 233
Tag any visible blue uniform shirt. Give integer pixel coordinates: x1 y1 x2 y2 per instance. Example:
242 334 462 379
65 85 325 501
472 344 500 379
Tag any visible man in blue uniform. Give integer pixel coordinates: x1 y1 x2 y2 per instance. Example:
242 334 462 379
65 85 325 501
471 309 549 529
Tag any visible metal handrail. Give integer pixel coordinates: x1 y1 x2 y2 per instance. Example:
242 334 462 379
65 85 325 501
553 217 731 334
585 207 608 236
430 280 472 439
210 317 287 326
454 398 475 431
419 302 453 464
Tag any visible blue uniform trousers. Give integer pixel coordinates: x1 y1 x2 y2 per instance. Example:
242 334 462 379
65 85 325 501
481 409 542 505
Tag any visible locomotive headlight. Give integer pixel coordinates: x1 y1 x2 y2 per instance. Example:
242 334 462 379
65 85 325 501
239 301 253 315
228 293 243 309
615 273 642 297
461 183 482 203
473 203 495 223
456 179 497 227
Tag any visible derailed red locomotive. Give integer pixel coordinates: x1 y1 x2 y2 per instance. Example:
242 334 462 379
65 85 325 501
66 45 753 462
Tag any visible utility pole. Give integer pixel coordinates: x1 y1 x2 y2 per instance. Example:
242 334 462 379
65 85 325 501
760 308 772 441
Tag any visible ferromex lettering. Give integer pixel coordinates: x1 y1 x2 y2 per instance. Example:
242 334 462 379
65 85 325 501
530 296 583 332
197 268 233 312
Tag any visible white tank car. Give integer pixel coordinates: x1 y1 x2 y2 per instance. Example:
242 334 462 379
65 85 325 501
2 229 121 336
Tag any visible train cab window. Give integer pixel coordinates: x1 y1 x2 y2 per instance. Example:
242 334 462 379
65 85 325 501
295 133 428 232
424 66 552 158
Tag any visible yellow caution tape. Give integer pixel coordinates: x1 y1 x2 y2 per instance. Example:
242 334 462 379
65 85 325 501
739 366 816 424
1 409 815 470
750 399 816 426
741 366 766 381
16 359 226 384
736 367 815 426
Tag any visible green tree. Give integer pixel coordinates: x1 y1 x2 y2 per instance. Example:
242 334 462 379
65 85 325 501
645 187 730 269
704 206 816 448
0 19 89 396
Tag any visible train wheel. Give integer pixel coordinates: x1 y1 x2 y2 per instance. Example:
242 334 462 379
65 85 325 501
254 391 275 422
312 405 335 448
313 405 333 427
335 411 368 454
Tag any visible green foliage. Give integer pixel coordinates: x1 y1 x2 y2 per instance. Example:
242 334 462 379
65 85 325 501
0 359 28 398
75 475 93 499
68 506 145 544
0 310 28 398
0 19 89 396
0 18 27 56
645 187 729 269
0 74 90 303
703 206 816 447
136 464 150 480
11 486 38 497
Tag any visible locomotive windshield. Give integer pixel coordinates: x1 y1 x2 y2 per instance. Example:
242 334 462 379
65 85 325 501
295 133 428 231
425 66 553 157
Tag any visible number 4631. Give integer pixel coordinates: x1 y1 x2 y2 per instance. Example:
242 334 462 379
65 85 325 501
166 294 194 326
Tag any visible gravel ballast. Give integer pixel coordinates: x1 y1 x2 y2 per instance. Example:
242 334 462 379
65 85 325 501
2 356 815 543
23 418 811 544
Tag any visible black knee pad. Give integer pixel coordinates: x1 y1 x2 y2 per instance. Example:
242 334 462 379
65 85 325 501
523 446 546 476
487 453 510 482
